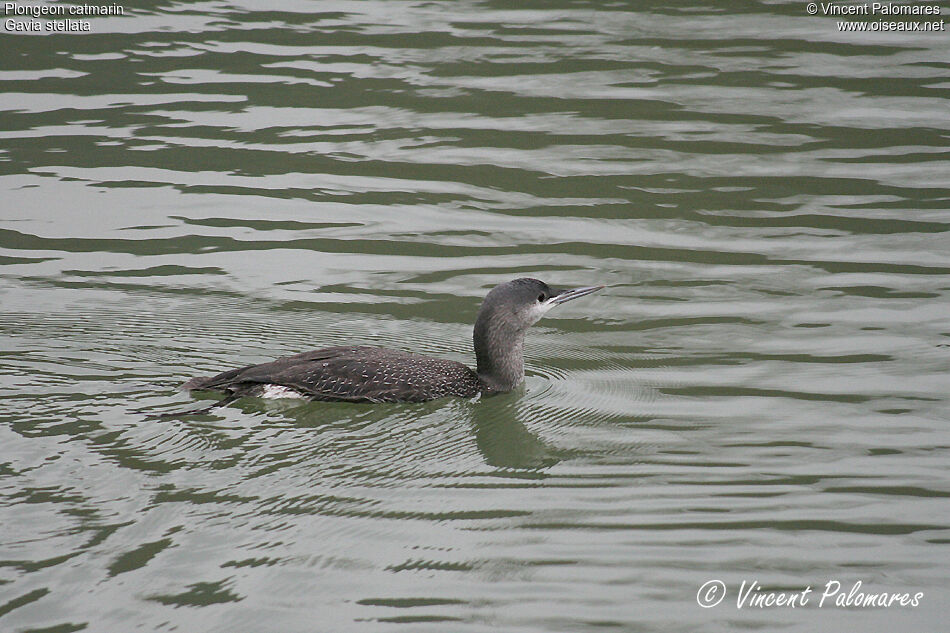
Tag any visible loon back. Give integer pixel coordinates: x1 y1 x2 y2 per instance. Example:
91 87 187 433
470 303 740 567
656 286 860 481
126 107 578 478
183 346 480 403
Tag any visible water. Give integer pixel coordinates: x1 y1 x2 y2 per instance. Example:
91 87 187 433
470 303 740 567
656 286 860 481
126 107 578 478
2 1 948 631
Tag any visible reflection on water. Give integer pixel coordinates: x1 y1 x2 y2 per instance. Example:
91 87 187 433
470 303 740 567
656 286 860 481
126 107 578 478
1 1 948 631
472 392 562 470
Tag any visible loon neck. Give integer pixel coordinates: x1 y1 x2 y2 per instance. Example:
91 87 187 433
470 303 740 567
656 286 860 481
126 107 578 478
473 313 527 393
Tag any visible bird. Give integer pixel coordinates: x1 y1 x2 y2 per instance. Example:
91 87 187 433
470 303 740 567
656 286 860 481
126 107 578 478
180 278 603 407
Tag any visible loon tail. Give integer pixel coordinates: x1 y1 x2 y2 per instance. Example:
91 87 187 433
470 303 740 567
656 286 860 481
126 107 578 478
139 393 240 420
181 375 214 391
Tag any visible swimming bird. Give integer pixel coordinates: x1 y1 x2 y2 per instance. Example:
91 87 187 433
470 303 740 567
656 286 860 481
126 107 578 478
181 278 603 405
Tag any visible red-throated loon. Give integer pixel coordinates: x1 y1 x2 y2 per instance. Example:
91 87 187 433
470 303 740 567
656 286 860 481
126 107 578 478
181 278 603 405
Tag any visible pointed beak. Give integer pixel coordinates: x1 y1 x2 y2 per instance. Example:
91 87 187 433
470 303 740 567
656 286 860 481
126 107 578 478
546 284 605 306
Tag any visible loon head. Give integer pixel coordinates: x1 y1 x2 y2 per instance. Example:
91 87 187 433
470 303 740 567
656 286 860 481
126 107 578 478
477 278 605 332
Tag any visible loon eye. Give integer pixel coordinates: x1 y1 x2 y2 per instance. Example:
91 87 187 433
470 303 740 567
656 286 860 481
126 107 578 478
538 294 545 302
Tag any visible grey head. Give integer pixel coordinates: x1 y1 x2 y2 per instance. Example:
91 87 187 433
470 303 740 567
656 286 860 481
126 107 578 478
473 278 604 393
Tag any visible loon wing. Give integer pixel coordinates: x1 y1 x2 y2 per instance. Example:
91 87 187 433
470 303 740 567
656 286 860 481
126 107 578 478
182 346 479 403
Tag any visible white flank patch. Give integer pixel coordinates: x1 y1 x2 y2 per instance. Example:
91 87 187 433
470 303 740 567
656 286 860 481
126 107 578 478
260 384 308 399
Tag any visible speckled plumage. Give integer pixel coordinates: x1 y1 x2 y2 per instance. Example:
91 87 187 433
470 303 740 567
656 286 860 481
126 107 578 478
183 346 481 403
181 278 603 405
